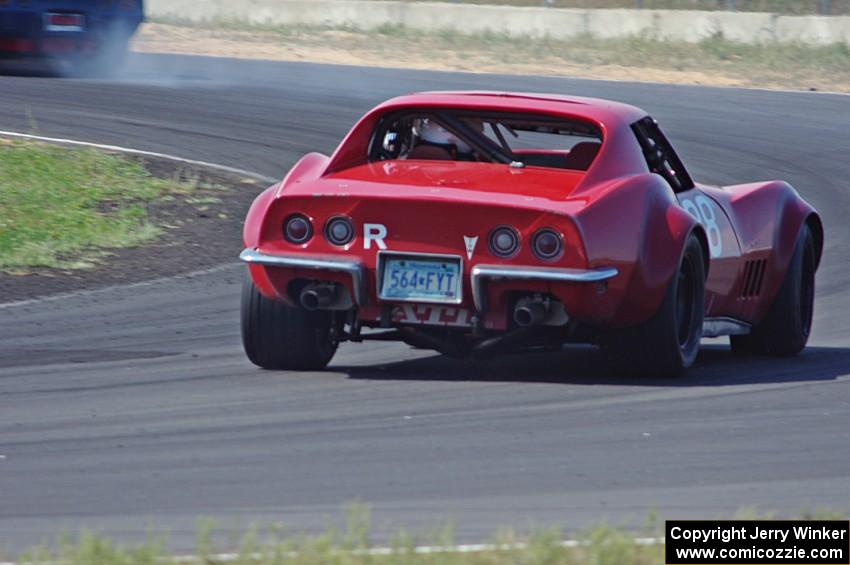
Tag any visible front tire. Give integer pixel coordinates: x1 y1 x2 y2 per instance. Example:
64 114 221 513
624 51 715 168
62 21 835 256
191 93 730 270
730 224 815 357
241 271 338 370
602 234 706 377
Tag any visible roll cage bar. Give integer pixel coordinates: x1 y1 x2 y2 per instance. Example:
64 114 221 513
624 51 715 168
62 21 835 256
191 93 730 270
368 109 603 167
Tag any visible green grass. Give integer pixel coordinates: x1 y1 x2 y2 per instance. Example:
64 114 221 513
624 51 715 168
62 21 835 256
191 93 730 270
0 141 195 271
9 506 848 565
12 509 665 565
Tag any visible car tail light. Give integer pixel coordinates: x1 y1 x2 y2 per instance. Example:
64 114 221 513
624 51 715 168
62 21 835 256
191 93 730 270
284 214 313 244
324 216 354 246
489 226 520 257
47 14 83 27
532 229 563 261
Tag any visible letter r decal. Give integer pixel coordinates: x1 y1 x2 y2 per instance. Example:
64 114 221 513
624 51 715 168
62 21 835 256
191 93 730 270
363 223 388 250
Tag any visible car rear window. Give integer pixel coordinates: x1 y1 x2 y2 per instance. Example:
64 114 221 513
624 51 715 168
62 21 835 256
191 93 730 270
371 110 603 171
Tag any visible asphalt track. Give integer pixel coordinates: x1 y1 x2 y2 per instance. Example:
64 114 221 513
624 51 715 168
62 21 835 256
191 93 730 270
1 53 849 553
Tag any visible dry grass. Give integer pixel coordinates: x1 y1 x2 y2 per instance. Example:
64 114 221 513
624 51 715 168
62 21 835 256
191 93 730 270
135 21 850 92
369 0 850 15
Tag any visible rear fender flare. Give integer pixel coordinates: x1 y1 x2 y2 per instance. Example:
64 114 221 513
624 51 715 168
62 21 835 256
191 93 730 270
577 173 703 327
243 152 330 249
241 184 280 301
621 198 705 327
726 181 821 321
243 184 278 250
243 153 331 300
773 186 820 275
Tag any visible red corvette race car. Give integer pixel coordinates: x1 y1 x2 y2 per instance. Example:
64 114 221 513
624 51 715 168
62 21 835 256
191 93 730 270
240 92 822 376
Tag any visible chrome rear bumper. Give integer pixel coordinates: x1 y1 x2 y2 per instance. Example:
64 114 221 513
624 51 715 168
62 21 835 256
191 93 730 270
240 248 366 305
240 248 618 313
470 264 618 312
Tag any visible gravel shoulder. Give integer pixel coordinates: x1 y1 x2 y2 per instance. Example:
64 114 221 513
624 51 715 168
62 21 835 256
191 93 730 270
133 22 850 93
0 146 265 304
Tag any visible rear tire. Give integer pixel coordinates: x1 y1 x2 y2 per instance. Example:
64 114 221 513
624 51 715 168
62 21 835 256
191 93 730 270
729 224 815 357
241 271 338 370
602 234 706 378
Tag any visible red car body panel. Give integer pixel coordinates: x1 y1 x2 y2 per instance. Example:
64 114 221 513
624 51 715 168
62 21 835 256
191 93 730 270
696 180 822 323
242 92 822 335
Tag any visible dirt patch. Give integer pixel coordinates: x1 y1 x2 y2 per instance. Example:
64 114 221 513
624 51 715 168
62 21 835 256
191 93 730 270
0 153 268 304
132 22 850 92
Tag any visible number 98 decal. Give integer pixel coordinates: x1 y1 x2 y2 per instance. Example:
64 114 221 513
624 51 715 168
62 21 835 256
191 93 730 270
680 194 723 258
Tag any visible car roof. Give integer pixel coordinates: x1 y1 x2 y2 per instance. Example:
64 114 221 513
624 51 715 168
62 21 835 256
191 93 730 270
371 91 648 128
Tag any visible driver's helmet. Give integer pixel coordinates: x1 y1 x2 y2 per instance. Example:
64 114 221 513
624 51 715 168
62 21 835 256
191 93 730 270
418 119 472 154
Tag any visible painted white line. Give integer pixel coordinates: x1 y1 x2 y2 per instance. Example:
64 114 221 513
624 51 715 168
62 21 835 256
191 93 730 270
0 536 664 564
0 130 279 184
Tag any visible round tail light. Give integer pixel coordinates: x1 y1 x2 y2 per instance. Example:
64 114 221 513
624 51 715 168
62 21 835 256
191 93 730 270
489 226 520 257
532 229 563 261
324 216 355 246
284 214 313 244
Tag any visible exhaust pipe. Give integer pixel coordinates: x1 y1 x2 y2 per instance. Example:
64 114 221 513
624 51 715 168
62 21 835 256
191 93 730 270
513 296 550 327
300 284 336 311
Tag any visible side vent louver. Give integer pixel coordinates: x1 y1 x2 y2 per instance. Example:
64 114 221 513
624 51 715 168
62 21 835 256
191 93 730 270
740 260 767 298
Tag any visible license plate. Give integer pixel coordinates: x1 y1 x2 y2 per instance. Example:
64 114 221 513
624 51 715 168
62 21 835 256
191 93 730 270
44 13 85 32
380 255 461 303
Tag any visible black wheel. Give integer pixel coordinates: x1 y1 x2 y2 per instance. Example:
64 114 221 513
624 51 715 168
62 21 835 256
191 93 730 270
602 234 706 377
730 224 815 357
241 271 338 370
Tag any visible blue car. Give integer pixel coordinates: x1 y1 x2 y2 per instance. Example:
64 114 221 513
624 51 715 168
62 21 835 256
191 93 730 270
0 0 143 76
